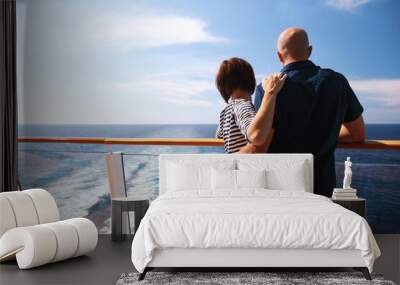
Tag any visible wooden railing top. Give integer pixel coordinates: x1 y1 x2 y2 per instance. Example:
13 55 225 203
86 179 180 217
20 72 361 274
17 137 400 150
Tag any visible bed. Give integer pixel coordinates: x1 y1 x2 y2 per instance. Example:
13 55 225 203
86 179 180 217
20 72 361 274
131 154 380 280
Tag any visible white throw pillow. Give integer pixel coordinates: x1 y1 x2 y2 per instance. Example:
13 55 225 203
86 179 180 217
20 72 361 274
211 168 236 190
211 168 267 191
237 169 267 189
266 162 307 191
237 159 308 191
167 160 235 192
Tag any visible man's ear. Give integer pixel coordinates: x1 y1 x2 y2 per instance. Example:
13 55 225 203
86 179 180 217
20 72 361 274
277 51 284 65
308 46 313 58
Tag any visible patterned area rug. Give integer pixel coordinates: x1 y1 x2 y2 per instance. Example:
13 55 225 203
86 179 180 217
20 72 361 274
116 272 396 285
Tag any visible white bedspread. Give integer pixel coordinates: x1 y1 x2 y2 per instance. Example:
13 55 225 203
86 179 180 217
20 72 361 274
131 190 380 273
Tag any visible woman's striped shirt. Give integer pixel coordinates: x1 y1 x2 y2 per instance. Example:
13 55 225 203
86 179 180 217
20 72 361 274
216 98 256 153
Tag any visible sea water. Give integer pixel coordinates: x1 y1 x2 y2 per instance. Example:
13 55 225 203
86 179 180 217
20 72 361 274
18 124 400 234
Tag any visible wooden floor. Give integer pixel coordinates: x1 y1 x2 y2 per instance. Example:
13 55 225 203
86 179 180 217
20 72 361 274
0 235 134 285
1 234 398 285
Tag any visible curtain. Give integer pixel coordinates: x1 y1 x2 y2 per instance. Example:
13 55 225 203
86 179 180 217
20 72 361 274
0 0 18 192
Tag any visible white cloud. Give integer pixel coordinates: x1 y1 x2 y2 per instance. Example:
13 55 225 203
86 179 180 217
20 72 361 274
32 0 228 52
325 0 371 11
92 14 227 51
349 79 400 107
114 75 216 107
17 0 230 124
109 71 221 123
113 58 224 108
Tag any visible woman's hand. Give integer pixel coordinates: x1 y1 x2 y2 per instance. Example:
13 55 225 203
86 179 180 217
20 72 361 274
246 73 285 147
262 73 287 96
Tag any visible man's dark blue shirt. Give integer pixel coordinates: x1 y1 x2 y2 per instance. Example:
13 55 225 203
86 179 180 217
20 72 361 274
254 60 363 197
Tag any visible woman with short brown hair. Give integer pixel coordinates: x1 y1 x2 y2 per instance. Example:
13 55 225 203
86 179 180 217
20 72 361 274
216 57 286 153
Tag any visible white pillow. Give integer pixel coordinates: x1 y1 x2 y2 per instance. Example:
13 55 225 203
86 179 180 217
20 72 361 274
211 168 267 191
167 160 235 192
266 162 307 191
237 169 267 189
211 168 236 190
237 159 308 191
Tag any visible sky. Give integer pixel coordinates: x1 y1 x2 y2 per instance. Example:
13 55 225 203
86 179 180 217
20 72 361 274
17 0 400 124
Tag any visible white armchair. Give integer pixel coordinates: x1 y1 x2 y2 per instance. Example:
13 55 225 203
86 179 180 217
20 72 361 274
0 189 98 269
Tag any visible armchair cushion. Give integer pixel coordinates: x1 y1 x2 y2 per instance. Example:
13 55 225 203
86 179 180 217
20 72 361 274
0 189 98 269
0 189 59 237
0 218 98 269
0 196 16 237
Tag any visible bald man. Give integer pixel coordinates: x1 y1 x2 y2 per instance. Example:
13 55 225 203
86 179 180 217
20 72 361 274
254 27 365 197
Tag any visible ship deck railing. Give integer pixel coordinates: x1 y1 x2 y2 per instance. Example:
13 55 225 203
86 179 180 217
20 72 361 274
16 137 400 150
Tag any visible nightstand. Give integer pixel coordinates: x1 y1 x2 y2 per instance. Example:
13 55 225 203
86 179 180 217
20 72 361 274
111 197 149 242
331 198 366 218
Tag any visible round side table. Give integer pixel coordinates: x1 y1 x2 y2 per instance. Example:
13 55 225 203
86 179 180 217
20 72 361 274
111 197 149 242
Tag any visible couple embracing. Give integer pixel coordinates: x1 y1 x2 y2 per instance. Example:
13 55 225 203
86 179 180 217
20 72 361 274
215 27 365 197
